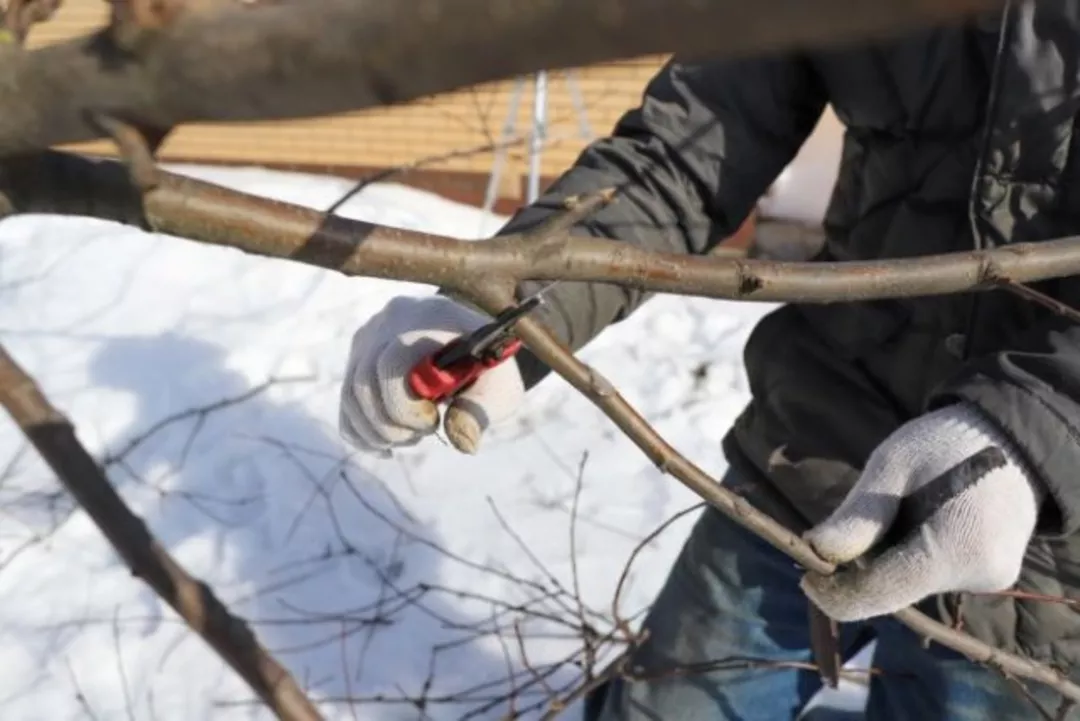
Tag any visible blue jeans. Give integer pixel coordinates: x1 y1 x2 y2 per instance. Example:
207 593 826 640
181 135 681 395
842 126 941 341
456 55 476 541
585 478 1069 721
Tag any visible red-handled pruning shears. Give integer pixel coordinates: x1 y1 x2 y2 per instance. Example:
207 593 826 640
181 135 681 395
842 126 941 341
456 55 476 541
407 285 554 403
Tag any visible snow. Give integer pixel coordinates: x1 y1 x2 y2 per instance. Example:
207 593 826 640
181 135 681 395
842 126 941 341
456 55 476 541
758 107 844 224
0 160 868 719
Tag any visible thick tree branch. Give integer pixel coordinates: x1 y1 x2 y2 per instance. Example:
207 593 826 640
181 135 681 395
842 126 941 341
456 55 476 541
5 152 1080 304
0 344 324 721
1 0 1002 155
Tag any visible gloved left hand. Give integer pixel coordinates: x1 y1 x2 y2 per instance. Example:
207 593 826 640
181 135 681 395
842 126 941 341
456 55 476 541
800 402 1044 622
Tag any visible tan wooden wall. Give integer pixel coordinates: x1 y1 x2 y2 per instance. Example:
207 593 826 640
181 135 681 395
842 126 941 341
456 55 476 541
29 1 667 206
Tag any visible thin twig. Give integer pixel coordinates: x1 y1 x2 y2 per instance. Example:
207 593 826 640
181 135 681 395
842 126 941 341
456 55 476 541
63 656 101 721
988 589 1080 609
567 452 595 679
611 502 705 629
100 375 309 467
338 621 360 721
997 279 1080 324
338 468 577 610
1001 670 1057 721
147 688 161 721
492 607 520 720
486 497 595 624
514 618 559 703
894 606 1079 700
113 606 137 721
524 189 617 240
537 650 631 721
324 135 531 216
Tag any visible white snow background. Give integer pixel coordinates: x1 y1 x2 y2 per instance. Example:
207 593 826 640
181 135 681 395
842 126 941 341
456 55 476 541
0 111 868 721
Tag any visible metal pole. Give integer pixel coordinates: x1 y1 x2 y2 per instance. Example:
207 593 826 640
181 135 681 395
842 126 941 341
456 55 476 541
482 76 526 215
564 69 594 140
527 70 549 204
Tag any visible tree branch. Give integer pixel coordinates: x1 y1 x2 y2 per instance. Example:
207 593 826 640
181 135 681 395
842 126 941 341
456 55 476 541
0 0 1002 155
0 344 324 721
494 300 1080 705
5 152 1080 305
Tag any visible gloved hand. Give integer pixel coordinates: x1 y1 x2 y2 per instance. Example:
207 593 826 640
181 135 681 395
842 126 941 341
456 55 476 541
338 295 525 455
800 402 1044 622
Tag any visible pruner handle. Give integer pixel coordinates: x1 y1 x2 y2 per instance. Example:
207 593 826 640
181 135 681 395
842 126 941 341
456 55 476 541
407 337 523 403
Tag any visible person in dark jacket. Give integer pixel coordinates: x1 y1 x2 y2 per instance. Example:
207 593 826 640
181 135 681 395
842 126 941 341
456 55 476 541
338 2 1080 718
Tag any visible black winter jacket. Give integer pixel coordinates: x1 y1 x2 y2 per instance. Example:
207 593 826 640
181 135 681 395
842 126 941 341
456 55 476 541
499 1 1080 667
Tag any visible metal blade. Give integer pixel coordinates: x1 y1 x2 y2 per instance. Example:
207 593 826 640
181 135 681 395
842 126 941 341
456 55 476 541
519 279 560 304
463 295 543 355
434 281 561 368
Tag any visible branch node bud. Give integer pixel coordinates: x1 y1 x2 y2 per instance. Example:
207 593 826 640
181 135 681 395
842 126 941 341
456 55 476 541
585 367 616 397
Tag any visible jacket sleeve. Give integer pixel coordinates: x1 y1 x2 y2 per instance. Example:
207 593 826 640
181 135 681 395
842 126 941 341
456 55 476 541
493 55 827 388
929 314 1080 536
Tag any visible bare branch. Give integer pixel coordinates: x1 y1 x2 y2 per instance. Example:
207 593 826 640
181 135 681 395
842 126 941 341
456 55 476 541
487 496 600 625
892 606 1080 698
997 279 1080 325
491 607 520 720
324 134 531 216
473 292 1080 703
112 606 138 721
338 620 360 721
525 189 618 240
507 312 834 572
567 452 597 680
537 651 631 721
514 618 559 705
0 343 324 721
6 153 1080 306
99 375 309 467
63 656 101 721
1001 671 1058 721
0 0 1002 155
612 502 705 627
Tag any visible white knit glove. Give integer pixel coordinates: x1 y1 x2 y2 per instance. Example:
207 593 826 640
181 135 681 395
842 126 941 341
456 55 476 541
338 295 525 455
800 402 1044 622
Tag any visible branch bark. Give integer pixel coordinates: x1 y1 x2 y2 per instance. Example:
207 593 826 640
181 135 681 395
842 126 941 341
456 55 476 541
0 345 324 721
1 0 1002 156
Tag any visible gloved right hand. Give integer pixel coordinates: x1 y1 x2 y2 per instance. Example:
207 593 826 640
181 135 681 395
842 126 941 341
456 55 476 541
338 295 526 455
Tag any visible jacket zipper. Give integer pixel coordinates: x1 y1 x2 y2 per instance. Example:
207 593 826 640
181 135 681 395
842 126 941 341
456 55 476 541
962 1 1013 362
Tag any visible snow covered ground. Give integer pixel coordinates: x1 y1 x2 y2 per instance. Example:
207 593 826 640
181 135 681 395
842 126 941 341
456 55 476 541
0 162 866 719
